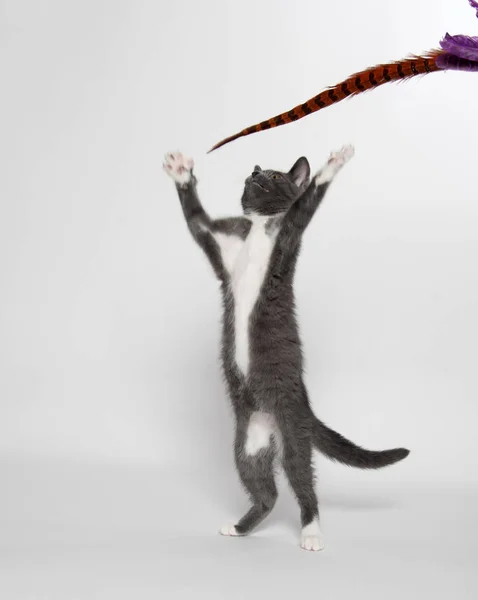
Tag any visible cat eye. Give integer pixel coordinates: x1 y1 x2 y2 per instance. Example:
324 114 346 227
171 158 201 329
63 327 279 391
271 174 281 180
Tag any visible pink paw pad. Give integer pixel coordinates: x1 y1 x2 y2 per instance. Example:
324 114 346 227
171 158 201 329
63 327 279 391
163 152 194 185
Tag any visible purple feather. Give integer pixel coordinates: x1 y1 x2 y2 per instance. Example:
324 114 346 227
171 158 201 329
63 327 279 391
436 53 478 71
439 33 478 61
470 0 478 17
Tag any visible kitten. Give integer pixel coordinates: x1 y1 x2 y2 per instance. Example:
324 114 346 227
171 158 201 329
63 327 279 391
163 146 409 551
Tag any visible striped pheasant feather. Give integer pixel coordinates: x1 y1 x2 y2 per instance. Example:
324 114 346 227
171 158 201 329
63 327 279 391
208 2 478 153
208 50 446 153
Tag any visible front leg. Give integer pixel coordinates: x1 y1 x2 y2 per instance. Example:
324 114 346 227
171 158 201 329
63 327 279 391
163 152 212 235
163 152 250 280
163 151 227 279
281 144 355 238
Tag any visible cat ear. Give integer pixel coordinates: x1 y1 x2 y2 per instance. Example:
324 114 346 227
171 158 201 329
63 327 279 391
289 157 310 187
254 165 262 172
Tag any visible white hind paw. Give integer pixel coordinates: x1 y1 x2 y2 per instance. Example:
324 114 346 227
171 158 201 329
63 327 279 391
163 151 194 186
300 519 325 552
300 533 325 552
219 524 241 537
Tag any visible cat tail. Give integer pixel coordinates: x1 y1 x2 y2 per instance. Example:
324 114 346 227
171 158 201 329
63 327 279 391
311 417 409 469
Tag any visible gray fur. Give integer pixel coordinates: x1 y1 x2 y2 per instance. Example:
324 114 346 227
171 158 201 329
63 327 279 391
170 152 409 540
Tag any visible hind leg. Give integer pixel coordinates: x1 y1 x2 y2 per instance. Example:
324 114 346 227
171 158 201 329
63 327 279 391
220 412 278 537
280 420 324 551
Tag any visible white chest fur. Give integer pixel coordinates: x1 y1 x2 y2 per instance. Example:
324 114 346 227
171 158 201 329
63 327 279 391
214 215 277 376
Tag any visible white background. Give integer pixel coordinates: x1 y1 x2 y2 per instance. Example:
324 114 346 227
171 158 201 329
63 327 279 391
1 0 477 598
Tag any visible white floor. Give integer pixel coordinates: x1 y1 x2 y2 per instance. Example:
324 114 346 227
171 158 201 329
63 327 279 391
1 457 476 600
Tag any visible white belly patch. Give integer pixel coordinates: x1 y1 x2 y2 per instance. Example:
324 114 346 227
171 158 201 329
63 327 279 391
231 216 276 374
245 412 276 456
213 215 278 376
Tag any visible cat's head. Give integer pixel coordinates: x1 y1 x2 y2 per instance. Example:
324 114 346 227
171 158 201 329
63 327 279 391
241 157 311 216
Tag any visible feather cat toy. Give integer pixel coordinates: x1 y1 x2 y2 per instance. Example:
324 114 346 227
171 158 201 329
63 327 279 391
209 0 478 153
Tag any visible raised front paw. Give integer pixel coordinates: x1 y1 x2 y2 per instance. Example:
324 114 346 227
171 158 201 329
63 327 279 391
163 152 194 187
314 144 355 185
329 144 355 167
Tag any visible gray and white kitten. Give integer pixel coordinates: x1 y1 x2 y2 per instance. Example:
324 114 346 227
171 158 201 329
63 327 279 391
163 146 409 551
